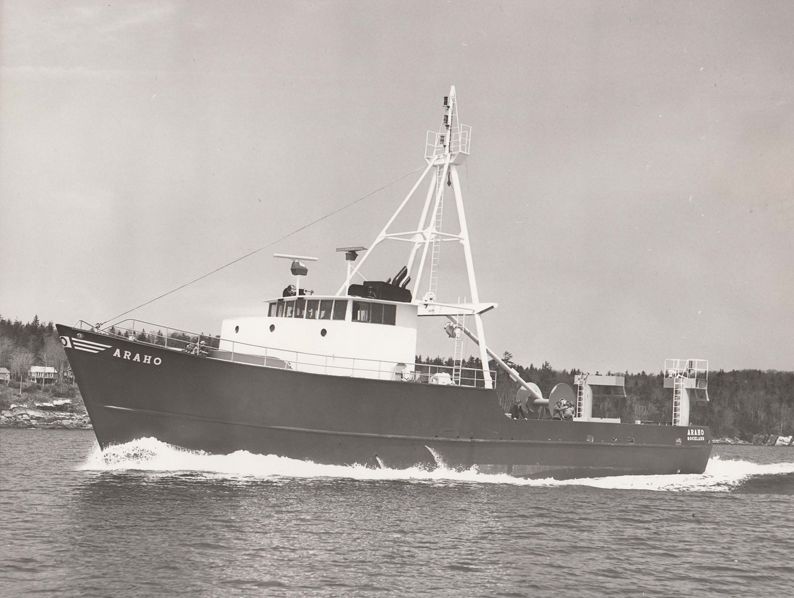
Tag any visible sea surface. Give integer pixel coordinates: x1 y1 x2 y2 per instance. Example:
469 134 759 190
1 430 793 597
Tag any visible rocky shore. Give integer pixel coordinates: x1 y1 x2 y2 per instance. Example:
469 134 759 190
1 382 92 430
711 437 751 445
751 433 794 447
0 404 91 429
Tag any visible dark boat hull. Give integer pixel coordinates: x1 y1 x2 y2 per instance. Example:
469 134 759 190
57 325 712 479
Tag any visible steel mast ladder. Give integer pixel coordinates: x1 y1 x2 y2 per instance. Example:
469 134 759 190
575 373 588 419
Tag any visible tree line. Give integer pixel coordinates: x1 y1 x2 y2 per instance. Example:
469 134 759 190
0 316 68 392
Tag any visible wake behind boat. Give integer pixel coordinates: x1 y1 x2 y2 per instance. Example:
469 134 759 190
57 87 712 479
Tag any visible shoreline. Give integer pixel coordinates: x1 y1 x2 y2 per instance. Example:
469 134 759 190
0 405 91 429
1 382 91 430
713 436 794 447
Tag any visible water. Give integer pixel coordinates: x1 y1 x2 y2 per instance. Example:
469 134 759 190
1 430 793 597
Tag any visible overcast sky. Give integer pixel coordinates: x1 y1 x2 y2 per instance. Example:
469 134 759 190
1 0 792 373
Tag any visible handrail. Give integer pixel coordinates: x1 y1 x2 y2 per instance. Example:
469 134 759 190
76 318 496 388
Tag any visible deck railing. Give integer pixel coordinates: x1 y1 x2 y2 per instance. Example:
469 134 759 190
74 319 496 388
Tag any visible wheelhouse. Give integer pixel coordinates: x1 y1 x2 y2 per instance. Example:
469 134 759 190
219 295 418 381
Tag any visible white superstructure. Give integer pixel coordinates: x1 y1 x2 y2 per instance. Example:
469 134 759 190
218 86 512 389
219 296 417 380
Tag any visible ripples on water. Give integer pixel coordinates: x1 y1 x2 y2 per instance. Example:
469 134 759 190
1 430 793 597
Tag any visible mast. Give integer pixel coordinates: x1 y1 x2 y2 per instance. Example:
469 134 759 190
338 86 492 388
428 87 492 387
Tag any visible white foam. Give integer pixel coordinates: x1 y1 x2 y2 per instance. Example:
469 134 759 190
78 437 516 484
78 437 794 491
543 457 794 492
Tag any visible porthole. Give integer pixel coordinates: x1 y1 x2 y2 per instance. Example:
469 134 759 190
269 324 275 332
320 328 327 337
234 325 239 334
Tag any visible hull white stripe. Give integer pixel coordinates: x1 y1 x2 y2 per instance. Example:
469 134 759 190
72 339 112 349
72 338 112 354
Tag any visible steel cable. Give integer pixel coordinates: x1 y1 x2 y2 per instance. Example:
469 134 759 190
100 166 424 326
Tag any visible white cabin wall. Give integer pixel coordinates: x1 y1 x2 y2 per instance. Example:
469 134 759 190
219 303 418 379
395 304 417 328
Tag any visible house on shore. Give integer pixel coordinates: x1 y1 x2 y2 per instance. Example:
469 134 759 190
29 366 57 384
0 367 10 384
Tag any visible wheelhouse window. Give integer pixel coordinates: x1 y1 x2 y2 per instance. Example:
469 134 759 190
332 300 347 320
353 301 370 322
306 299 318 319
352 301 396 325
318 300 333 320
269 298 350 321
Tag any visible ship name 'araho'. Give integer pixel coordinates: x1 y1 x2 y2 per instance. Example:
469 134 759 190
112 348 162 366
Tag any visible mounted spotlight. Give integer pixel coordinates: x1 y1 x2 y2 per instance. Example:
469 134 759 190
273 253 318 296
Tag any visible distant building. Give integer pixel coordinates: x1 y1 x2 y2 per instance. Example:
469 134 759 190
29 366 57 383
0 367 10 384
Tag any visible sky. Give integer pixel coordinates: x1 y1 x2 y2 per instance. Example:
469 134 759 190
1 0 792 374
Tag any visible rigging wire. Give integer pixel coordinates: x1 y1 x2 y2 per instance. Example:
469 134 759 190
100 166 424 326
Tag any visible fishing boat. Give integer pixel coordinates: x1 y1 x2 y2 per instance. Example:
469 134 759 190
57 87 712 479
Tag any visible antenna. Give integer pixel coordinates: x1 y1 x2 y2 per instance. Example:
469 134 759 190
336 246 367 290
273 253 320 262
